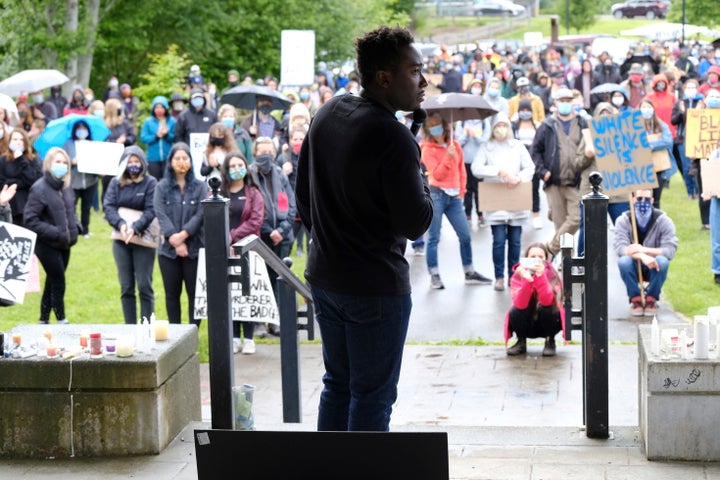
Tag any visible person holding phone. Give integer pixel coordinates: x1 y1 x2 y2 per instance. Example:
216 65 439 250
504 242 565 356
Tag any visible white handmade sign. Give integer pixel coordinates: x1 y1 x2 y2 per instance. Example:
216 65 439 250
0 221 37 304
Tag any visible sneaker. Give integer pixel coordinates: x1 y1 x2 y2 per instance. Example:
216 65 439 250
506 338 526 356
532 216 543 230
630 296 644 317
542 337 556 357
83 234 90 239
233 338 242 354
494 278 505 291
242 339 256 355
413 245 425 256
38 320 49 325
644 295 657 316
464 271 493 285
57 319 69 324
430 273 445 289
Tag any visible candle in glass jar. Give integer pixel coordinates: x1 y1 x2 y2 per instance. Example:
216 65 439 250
90 332 103 358
46 343 58 358
155 320 169 341
116 335 134 357
79 330 89 348
11 332 21 346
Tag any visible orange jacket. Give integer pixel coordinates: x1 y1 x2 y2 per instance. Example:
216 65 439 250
420 139 466 198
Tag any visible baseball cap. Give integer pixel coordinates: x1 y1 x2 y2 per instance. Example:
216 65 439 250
552 86 574 101
516 77 530 87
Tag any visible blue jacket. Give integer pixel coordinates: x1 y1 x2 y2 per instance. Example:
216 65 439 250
140 96 177 163
153 162 208 260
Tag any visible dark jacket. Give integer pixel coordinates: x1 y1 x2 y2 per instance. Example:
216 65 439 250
530 114 589 188
296 93 434 296
103 146 158 234
24 171 80 250
670 95 703 144
107 120 137 147
175 107 217 145
153 163 209 260
0 154 43 219
277 149 298 190
252 163 296 243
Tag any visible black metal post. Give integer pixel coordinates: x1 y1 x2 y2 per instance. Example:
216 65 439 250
582 172 609 439
277 259 301 423
202 179 235 430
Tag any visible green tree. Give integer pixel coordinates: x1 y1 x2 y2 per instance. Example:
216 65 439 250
667 0 718 28
554 0 598 33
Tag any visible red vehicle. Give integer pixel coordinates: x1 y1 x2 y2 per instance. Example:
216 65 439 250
611 0 668 19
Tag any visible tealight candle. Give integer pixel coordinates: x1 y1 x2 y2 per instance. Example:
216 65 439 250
12 332 21 346
116 335 134 357
155 320 169 341
79 330 89 348
105 336 116 355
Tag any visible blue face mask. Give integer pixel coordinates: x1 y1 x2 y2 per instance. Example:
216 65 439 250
428 125 444 137
190 97 204 109
76 128 89 140
126 164 142 176
51 163 68 178
486 88 500 97
299 92 310 101
229 167 247 181
640 108 654 119
519 111 533 120
556 102 572 116
634 198 653 230
707 97 720 109
221 118 235 129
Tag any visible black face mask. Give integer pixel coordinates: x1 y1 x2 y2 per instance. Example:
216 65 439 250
209 137 225 146
253 154 274 174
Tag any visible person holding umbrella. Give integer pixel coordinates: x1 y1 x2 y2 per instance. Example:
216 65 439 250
240 95 282 143
421 111 492 290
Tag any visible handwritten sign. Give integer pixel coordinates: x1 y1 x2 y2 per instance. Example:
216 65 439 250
685 109 720 159
75 140 125 176
194 248 279 325
189 132 209 181
589 110 657 196
0 222 37 304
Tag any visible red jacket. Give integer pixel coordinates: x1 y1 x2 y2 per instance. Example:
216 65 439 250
420 139 466 198
644 74 677 138
503 261 566 344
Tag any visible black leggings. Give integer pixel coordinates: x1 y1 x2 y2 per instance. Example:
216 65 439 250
158 254 200 326
35 241 70 323
508 305 561 339
74 185 96 235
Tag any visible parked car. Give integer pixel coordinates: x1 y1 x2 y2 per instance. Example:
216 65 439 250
611 0 668 19
473 0 526 16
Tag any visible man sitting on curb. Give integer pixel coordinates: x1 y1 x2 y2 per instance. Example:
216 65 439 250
613 189 678 317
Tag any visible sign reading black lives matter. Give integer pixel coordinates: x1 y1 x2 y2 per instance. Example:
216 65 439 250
0 221 37 304
194 249 279 325
589 110 657 196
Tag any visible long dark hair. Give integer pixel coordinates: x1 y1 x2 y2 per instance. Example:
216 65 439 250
220 151 259 198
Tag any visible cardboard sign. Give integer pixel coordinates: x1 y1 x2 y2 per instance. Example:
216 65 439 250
194 248 279 325
700 156 720 198
685 109 720 159
0 222 37 304
647 134 671 172
589 110 657 196
75 140 125 176
477 181 532 212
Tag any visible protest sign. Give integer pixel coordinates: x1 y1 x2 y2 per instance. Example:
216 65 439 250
477 182 532 212
700 156 720 198
685 109 720 159
76 140 125 176
194 249 279 325
0 222 37 304
589 109 657 196
189 133 209 181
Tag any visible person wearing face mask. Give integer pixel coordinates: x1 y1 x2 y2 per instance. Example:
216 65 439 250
644 73 677 139
240 95 282 142
169 93 187 120
614 190 677 317
102 76 120 103
29 90 58 122
420 112 492 290
63 85 89 116
472 112 535 291
63 121 99 237
619 63 647 109
153 142 209 327
481 77 510 141
509 76 545 122
200 122 239 180
298 85 318 117
671 78 703 201
530 87 594 257
48 85 68 117
279 102 311 154
0 128 42 226
699 65 720 97
217 104 253 163
511 99 543 229
639 99 676 209
220 151 265 353
689 88 720 231
609 88 632 114
103 145 158 325
174 87 217 145
539 70 568 115
23 147 80 324
140 96 177 180
456 79 488 226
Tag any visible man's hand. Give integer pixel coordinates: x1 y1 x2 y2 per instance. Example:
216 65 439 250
269 229 283 246
641 253 660 271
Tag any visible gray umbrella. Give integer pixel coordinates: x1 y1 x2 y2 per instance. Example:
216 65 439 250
219 85 292 111
421 92 497 123
590 83 624 95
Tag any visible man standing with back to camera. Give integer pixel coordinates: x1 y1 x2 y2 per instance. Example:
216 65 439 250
296 26 434 432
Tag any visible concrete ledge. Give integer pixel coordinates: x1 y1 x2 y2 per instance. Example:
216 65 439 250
0 324 201 458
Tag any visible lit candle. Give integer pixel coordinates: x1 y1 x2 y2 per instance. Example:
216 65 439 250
43 329 52 342
11 332 21 346
155 320 169 341
79 330 89 348
116 335 134 357
46 343 58 358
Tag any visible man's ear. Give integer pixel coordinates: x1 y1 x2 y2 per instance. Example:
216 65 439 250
376 70 391 88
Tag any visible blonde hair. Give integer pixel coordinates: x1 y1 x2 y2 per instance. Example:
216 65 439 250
43 147 71 189
217 104 237 120
104 98 125 128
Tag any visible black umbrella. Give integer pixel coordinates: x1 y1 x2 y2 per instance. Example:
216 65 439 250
219 85 292 111
620 55 659 78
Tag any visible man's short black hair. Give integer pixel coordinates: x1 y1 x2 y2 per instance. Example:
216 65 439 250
355 26 415 89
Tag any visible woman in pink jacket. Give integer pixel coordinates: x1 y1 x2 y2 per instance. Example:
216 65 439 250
504 242 565 356
420 112 492 290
